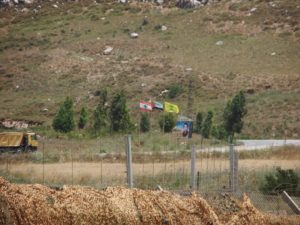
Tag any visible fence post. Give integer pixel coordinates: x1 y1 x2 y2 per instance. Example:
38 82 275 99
190 145 196 190
125 135 133 188
229 144 238 192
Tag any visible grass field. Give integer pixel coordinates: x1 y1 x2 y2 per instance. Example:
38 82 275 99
1 146 299 191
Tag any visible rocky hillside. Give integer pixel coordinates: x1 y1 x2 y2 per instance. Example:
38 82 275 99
0 0 299 138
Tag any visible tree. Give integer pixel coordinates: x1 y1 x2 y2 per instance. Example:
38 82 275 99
201 110 213 139
93 89 109 133
211 124 227 140
78 107 88 129
261 167 300 196
140 113 150 133
110 91 132 132
223 91 246 143
195 112 203 134
159 113 176 133
52 97 75 133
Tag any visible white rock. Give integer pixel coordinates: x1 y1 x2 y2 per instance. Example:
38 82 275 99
33 9 38 14
21 8 29 13
156 0 164 4
103 46 113 55
130 32 139 38
271 52 276 56
15 85 19 89
24 0 34 3
96 37 101 40
216 40 224 46
101 17 105 20
52 4 58 8
141 83 146 87
161 25 167 31
41 108 48 112
250 7 257 13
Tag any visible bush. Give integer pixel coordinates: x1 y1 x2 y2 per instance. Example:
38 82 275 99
195 112 203 134
159 113 176 133
168 84 182 99
78 107 88 129
211 124 227 140
260 167 300 196
140 113 150 133
52 97 75 133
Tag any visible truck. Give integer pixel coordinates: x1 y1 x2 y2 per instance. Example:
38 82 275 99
0 132 38 153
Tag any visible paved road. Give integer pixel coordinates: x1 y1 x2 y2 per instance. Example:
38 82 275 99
96 139 300 157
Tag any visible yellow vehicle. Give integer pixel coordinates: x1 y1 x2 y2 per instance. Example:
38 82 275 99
0 132 38 153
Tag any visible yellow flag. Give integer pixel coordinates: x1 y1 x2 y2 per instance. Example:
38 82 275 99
164 102 179 114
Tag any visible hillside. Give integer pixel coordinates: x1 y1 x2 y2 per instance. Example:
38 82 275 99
0 0 300 138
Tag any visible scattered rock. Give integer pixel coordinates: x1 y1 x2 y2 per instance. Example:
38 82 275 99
130 32 139 38
156 0 164 5
41 108 48 113
250 7 257 13
52 4 58 8
161 25 167 31
176 0 209 9
21 8 29 13
103 46 113 55
269 2 276 7
271 52 276 56
215 40 224 46
1 120 28 129
141 83 146 87
15 85 19 89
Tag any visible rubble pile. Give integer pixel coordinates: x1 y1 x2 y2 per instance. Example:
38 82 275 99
0 177 299 225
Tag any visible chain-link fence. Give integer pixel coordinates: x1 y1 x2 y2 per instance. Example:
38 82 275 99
0 134 299 215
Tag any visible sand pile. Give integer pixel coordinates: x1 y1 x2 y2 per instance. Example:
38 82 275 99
0 177 299 225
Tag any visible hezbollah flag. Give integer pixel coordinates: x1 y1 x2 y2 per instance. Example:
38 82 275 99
164 102 179 114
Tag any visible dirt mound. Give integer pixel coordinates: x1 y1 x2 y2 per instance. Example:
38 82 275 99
0 177 299 225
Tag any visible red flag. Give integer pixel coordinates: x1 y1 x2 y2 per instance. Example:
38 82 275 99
139 101 153 111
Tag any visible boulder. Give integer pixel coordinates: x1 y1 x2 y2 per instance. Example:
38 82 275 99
130 32 139 38
103 46 113 55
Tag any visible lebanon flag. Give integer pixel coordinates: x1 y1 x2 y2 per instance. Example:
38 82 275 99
139 101 153 111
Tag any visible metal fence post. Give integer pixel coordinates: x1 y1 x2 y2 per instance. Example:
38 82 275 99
125 135 133 188
190 145 196 190
229 144 238 192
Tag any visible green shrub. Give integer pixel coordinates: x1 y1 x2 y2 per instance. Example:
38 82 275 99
52 97 75 133
168 84 183 99
260 167 300 196
140 113 150 133
159 113 176 133
78 107 88 129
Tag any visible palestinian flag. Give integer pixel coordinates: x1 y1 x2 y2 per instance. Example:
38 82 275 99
153 101 164 111
139 101 153 111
